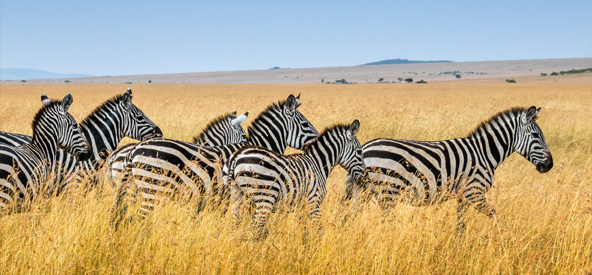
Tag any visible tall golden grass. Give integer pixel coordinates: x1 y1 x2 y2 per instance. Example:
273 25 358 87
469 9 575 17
0 77 590 273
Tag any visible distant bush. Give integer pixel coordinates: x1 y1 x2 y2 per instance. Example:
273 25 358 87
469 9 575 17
506 79 516 83
416 80 428 84
540 73 547 76
550 72 559 76
404 78 413 83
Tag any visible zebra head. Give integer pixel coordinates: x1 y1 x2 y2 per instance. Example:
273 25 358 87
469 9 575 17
193 111 249 145
338 120 365 182
283 94 319 149
120 89 163 141
53 94 91 161
515 106 553 173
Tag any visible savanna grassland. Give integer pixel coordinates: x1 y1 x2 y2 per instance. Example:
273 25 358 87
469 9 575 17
0 76 590 274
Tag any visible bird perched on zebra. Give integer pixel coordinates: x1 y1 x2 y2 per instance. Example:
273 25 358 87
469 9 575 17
110 94 319 227
104 110 249 186
0 89 162 192
0 94 90 211
349 106 553 234
223 120 364 237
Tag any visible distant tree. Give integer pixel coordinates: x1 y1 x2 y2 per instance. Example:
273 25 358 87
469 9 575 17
455 74 461 79
416 80 428 84
397 77 403 82
321 78 324 83
506 79 516 83
341 79 347 84
21 80 26 83
378 77 384 82
148 80 152 83
404 78 413 83
550 72 559 76
540 73 547 76
64 80 70 83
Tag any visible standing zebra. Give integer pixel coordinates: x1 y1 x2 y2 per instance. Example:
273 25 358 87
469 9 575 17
0 94 90 210
111 94 319 225
223 120 364 237
0 89 162 191
351 106 553 233
104 110 249 185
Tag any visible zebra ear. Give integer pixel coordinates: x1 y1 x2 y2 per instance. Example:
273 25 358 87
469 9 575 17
41 93 51 106
349 119 360 137
61 93 73 113
231 111 249 126
122 88 133 107
525 106 539 122
284 94 297 114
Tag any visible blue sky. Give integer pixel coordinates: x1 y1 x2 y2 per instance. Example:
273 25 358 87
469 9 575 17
1 0 590 76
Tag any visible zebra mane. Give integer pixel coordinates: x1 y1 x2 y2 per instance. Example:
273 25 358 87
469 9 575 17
31 100 62 137
467 107 527 138
246 98 301 137
79 93 126 126
302 123 350 153
191 112 235 143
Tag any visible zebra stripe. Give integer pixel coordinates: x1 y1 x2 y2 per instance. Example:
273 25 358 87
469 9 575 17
224 120 364 237
0 94 90 210
0 89 162 191
111 94 319 226
104 110 249 185
352 106 553 233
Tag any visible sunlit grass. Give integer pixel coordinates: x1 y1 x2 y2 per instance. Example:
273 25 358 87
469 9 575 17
0 77 591 273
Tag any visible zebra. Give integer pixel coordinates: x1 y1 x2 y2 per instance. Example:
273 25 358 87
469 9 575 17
0 89 162 191
223 120 364 237
0 94 90 210
104 110 249 185
349 106 553 234
111 94 319 226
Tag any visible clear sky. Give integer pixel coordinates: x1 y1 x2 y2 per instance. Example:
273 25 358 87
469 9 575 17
1 0 590 76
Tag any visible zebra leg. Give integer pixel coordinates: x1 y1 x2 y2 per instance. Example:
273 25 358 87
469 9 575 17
308 201 323 234
229 185 243 230
456 199 469 236
250 201 272 239
110 181 129 231
465 188 496 217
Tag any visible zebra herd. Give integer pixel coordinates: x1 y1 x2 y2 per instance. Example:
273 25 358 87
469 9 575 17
0 89 553 237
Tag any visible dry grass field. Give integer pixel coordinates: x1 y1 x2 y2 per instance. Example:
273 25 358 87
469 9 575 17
0 76 591 273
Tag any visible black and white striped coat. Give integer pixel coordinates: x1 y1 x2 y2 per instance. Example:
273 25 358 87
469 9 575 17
223 120 364 236
352 106 553 233
0 89 162 191
0 94 90 210
111 94 319 223
104 110 249 185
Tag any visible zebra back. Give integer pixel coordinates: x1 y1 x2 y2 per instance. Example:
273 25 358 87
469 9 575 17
104 110 249 185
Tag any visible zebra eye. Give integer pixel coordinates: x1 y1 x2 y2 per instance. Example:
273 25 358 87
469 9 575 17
532 132 540 138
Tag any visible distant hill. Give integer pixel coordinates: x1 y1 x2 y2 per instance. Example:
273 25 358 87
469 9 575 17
362 58 452 66
0 68 93 80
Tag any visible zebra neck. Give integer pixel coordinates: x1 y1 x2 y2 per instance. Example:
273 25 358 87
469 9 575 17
468 119 517 172
246 114 287 153
304 137 340 181
30 131 58 164
79 111 123 162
